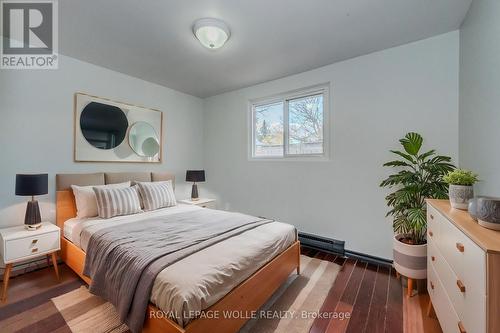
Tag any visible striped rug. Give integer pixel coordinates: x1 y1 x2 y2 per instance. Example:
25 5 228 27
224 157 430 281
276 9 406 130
0 279 84 333
240 255 340 333
51 287 129 333
0 255 339 333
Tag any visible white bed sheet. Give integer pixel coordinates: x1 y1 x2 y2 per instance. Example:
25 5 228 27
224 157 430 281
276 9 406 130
63 205 296 327
64 204 199 247
63 217 77 241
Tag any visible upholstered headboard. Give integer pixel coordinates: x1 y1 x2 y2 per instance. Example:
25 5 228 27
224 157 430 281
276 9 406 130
55 172 175 229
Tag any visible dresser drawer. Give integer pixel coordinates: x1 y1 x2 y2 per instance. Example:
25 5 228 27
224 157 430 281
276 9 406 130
437 212 486 285
429 237 486 333
427 205 441 242
429 239 465 318
3 231 59 262
428 254 437 297
437 214 465 276
459 236 487 333
428 263 463 333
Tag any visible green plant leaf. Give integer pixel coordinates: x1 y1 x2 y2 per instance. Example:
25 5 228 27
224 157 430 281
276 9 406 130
417 149 436 161
442 169 479 185
390 150 415 163
400 132 423 156
380 170 417 187
381 132 455 244
383 160 413 168
408 207 426 224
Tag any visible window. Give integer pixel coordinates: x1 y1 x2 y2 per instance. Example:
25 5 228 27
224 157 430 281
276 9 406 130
250 85 329 159
254 101 284 157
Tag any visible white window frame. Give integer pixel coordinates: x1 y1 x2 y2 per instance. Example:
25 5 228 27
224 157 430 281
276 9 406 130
248 83 330 161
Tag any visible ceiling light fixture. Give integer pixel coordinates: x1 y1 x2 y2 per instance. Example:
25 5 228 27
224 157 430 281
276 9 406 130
193 18 230 49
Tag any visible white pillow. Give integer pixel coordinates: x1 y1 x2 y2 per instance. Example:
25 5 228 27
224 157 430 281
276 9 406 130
71 181 131 218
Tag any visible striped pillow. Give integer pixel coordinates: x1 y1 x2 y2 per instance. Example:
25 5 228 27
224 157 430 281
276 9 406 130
131 185 145 209
93 186 142 219
137 180 176 211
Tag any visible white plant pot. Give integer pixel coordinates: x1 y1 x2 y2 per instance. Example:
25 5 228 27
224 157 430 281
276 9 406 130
449 184 474 210
393 234 427 279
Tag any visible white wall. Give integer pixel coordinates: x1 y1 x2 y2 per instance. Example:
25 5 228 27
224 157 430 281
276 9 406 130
459 0 500 196
203 32 460 259
0 55 204 228
0 31 460 259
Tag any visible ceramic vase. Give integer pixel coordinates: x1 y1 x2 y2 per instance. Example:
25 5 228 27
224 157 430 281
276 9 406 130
449 184 474 210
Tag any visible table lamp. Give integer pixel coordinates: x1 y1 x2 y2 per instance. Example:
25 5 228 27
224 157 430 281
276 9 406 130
15 174 48 230
186 170 205 201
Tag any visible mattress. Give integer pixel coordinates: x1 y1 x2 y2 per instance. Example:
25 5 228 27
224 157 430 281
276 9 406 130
63 217 78 240
64 204 296 327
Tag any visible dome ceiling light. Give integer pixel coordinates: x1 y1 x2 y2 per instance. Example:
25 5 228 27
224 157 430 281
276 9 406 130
193 18 230 49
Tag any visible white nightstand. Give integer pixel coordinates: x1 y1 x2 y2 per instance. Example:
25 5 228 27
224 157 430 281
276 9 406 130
0 222 60 302
179 198 217 209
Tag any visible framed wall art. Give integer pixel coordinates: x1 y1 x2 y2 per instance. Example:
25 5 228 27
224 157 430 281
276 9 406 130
74 93 163 163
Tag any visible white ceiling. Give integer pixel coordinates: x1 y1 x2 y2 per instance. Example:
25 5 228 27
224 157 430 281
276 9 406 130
59 0 472 98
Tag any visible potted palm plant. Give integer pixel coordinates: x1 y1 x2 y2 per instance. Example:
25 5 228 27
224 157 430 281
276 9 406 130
380 132 454 290
442 169 479 210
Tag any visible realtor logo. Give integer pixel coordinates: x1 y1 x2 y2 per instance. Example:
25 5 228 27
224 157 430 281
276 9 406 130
1 0 58 69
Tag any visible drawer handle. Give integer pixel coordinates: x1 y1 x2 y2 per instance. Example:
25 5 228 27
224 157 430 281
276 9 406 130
457 279 466 293
31 239 38 244
430 214 434 220
458 321 466 333
456 242 465 252
31 248 38 253
428 230 433 237
430 281 434 290
431 256 436 262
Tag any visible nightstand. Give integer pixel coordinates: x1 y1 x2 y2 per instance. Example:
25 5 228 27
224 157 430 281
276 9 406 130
0 222 60 302
179 198 216 209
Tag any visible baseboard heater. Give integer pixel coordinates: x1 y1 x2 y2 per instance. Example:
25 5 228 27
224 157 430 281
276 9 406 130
298 231 345 257
344 249 393 267
298 232 393 267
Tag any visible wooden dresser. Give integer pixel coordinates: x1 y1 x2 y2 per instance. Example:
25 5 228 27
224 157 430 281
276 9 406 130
426 199 500 333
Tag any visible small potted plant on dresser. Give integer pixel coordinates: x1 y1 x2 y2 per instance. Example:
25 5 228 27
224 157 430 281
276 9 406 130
442 169 479 210
380 132 454 297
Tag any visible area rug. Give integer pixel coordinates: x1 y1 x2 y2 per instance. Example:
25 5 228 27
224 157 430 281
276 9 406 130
0 255 339 333
0 279 84 333
51 286 129 333
239 255 340 333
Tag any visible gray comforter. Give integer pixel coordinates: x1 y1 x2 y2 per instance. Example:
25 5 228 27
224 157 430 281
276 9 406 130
82 208 272 333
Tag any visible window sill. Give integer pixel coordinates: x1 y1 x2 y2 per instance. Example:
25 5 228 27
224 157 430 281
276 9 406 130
248 155 330 162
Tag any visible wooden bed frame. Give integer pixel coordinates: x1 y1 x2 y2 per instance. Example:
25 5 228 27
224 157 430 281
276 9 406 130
56 190 300 333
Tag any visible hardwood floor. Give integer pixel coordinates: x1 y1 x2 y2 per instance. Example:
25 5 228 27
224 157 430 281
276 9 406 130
0 264 80 308
301 247 442 333
1 248 442 333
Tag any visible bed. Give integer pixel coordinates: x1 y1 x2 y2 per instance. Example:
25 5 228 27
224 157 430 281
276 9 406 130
55 172 300 333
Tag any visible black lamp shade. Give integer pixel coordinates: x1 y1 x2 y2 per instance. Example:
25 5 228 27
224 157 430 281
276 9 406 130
15 174 48 196
186 170 205 182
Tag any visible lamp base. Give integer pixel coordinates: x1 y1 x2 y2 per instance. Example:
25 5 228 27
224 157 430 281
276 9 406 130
25 199 42 228
191 183 199 201
25 223 42 231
